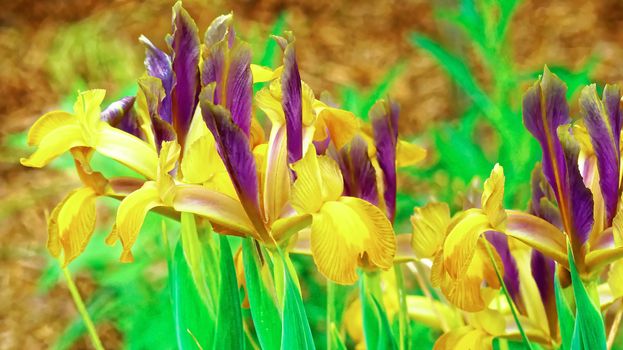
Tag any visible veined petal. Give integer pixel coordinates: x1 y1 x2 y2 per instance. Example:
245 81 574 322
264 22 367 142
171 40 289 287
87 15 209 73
314 104 359 150
115 181 163 262
528 163 562 229
442 209 490 278
371 99 399 221
291 146 343 214
139 35 173 123
26 111 74 146
169 1 200 148
579 84 621 223
411 202 450 258
337 135 378 204
224 42 253 135
173 184 255 237
181 132 227 184
48 187 97 266
97 124 159 180
481 164 507 230
101 96 135 127
310 197 395 284
20 123 85 168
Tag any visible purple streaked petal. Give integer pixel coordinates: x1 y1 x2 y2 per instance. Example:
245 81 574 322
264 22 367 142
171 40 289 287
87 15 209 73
580 84 621 223
139 35 173 124
371 99 399 222
559 131 594 245
530 249 556 307
336 136 379 205
277 34 303 163
529 163 563 229
224 42 253 135
200 91 267 240
485 231 520 302
137 77 176 150
204 14 233 47
522 67 569 211
313 134 331 155
101 96 135 125
169 2 200 148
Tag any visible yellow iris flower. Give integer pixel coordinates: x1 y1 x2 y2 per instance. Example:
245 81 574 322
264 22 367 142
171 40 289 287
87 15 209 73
290 145 396 284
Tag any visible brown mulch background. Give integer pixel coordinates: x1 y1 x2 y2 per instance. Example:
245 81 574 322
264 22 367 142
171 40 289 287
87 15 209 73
1 0 622 348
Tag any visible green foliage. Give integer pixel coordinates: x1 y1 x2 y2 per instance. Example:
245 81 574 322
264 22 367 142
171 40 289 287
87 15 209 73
213 236 244 350
555 271 575 350
409 0 596 209
360 274 397 350
280 253 316 349
567 244 607 350
242 239 282 350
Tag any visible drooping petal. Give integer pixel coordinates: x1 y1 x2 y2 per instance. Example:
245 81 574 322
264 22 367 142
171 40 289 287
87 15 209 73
410 202 450 258
20 123 85 168
115 181 163 262
336 136 378 204
291 145 343 214
97 124 159 180
278 34 303 163
139 35 173 123
172 184 255 237
371 99 399 221
169 2 200 148
310 197 395 284
25 111 74 146
314 103 359 150
579 84 621 223
48 187 97 266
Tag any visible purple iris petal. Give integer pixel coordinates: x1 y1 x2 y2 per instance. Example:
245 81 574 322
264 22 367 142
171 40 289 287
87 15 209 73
522 67 593 245
279 35 303 164
580 84 621 223
169 2 200 149
224 43 253 136
101 96 135 125
560 131 594 245
137 77 176 151
200 91 266 239
529 163 563 229
139 35 173 124
371 100 399 222
530 249 556 307
485 231 520 303
336 136 378 205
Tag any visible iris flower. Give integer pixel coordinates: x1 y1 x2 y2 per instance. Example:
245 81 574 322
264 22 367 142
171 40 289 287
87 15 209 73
21 3 426 285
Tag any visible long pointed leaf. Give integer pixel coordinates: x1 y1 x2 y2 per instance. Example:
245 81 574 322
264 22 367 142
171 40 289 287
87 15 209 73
213 235 244 349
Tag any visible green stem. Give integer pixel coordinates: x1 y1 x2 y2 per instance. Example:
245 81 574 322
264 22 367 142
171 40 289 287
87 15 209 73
62 267 105 350
327 280 336 350
394 264 409 350
484 242 533 350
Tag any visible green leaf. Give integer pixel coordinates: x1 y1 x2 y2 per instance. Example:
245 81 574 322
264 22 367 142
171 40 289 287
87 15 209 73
280 253 315 350
169 239 213 350
213 236 244 350
242 238 281 350
555 271 575 350
567 243 607 350
360 275 397 350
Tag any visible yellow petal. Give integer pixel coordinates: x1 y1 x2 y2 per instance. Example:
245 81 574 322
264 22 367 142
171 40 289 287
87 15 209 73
97 124 159 179
158 140 181 175
255 83 285 125
613 201 623 247
315 105 359 150
74 89 106 133
182 133 220 184
263 125 291 223
249 117 266 148
471 309 505 336
47 188 97 265
481 164 506 230
27 111 75 146
251 64 280 83
310 197 395 284
396 139 426 167
608 260 623 298
115 181 162 262
20 124 85 168
411 202 451 258
442 210 490 278
434 327 492 350
291 146 343 214
406 295 462 330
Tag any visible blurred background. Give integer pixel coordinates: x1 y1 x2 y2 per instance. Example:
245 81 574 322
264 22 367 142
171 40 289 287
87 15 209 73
1 0 623 348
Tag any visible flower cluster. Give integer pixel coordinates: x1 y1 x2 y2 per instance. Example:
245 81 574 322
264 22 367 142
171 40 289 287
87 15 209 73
22 3 425 285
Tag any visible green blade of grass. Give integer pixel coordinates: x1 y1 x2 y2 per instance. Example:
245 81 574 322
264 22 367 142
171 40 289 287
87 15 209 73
213 235 244 350
242 238 282 350
280 253 316 350
567 243 606 350
554 271 575 350
360 274 397 350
